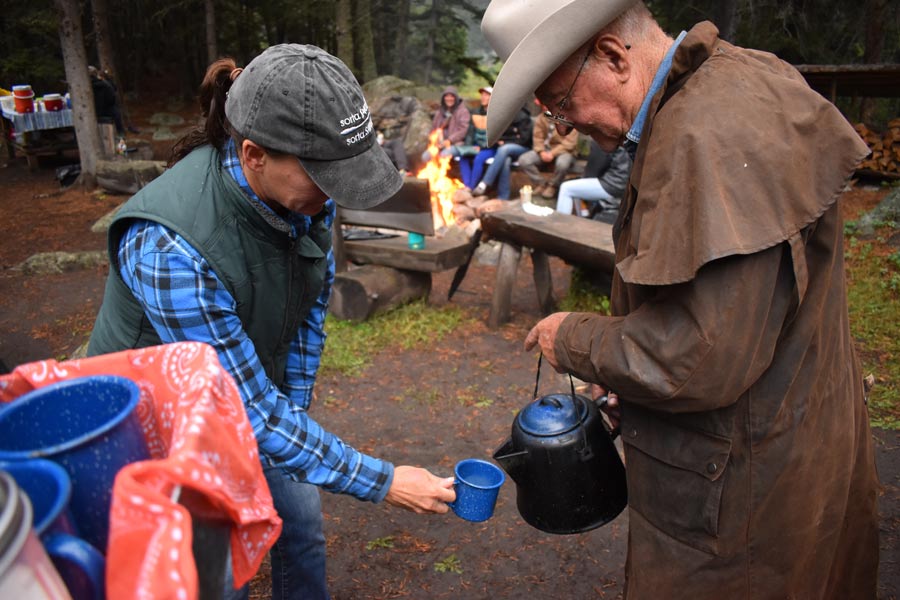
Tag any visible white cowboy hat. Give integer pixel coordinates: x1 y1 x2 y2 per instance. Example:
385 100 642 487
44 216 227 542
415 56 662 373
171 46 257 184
481 0 637 144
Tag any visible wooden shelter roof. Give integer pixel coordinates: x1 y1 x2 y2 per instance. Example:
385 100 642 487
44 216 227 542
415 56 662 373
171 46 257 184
795 64 900 101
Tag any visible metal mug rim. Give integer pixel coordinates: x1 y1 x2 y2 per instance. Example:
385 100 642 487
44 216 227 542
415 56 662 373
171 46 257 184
0 375 141 459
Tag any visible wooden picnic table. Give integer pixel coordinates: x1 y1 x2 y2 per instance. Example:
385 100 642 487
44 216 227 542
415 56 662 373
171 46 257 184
0 105 78 170
480 200 616 328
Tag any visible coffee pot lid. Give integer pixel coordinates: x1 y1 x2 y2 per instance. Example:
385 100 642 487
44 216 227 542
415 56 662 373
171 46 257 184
517 393 587 437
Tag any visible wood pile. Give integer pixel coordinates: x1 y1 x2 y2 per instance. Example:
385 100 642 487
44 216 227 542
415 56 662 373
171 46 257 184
450 188 508 228
855 119 900 175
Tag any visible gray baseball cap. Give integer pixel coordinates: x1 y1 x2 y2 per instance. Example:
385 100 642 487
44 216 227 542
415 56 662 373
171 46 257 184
225 44 402 210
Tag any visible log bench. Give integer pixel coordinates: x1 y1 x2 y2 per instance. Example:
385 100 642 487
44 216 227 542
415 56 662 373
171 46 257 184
480 200 616 328
330 178 471 321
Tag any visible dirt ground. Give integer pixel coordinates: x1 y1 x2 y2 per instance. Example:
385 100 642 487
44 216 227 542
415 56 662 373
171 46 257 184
0 112 897 598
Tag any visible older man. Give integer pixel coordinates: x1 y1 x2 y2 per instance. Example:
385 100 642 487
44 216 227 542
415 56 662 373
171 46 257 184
482 1 880 598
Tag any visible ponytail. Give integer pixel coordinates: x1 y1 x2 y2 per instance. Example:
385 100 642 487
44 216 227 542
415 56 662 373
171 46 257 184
168 57 242 166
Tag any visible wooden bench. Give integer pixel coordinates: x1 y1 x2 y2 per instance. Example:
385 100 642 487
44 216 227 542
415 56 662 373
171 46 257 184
330 178 472 320
480 200 616 328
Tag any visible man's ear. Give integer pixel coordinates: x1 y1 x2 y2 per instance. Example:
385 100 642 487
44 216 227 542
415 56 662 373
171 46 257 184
241 139 267 172
595 35 630 82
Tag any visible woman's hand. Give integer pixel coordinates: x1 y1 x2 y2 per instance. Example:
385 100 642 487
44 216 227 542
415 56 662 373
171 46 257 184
384 466 456 514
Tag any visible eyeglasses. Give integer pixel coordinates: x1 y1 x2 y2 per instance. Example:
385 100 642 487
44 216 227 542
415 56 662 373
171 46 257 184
543 46 592 130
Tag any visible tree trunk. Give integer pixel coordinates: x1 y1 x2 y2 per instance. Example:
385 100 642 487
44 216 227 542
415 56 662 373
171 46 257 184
330 265 431 321
55 0 101 187
90 0 132 135
336 0 355 74
713 0 740 42
205 0 218 64
392 0 411 77
424 0 440 85
354 0 378 83
860 0 887 123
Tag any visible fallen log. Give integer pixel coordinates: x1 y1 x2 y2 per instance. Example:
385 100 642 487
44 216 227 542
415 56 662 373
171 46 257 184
329 265 431 321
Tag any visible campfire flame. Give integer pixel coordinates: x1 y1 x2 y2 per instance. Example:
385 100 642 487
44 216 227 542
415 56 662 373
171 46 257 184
415 130 462 229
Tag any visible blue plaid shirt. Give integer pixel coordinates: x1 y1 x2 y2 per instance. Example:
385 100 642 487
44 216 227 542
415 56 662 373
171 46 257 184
116 140 393 502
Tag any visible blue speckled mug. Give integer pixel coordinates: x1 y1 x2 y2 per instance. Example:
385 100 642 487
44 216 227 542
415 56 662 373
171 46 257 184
448 458 505 522
1 459 105 600
0 375 149 553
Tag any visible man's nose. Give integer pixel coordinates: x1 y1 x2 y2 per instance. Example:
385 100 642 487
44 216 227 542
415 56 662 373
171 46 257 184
555 122 575 137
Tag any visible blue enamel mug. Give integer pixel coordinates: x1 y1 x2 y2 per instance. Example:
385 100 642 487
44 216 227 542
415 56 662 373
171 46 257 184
1 460 105 600
448 458 505 522
0 375 150 552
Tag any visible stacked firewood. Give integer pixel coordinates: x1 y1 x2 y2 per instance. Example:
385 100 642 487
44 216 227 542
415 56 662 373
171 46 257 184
855 119 900 174
450 188 507 227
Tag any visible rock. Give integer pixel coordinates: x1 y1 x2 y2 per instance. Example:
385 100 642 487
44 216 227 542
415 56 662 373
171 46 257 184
149 112 185 126
475 199 508 217
96 159 166 195
17 251 107 275
453 188 473 205
466 196 487 211
91 205 123 233
452 204 476 222
364 76 434 171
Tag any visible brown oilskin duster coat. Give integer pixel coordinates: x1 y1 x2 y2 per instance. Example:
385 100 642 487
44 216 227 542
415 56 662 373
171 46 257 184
554 23 880 599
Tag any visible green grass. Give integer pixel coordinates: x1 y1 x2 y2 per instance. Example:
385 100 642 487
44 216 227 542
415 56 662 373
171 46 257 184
320 300 471 377
845 236 900 430
558 267 612 315
433 553 463 574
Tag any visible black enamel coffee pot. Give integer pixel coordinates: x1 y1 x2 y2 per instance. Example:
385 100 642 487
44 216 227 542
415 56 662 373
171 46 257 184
492 355 627 534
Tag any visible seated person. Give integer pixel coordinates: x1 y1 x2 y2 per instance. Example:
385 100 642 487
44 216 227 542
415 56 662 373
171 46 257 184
516 104 579 199
555 141 632 223
88 65 124 136
458 86 495 190
378 131 410 175
421 86 471 162
471 102 533 199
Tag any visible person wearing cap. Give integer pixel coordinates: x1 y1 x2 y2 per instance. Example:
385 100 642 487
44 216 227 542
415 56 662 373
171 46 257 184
87 45 455 600
458 86 496 191
483 0 879 597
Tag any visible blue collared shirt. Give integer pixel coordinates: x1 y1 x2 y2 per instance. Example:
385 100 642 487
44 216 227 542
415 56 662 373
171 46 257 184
116 139 393 502
624 30 688 158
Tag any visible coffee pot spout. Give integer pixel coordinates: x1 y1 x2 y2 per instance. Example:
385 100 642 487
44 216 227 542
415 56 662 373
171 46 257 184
492 438 528 484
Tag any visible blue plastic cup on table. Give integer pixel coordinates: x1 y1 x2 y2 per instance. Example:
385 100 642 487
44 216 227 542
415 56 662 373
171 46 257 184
407 232 426 250
0 375 150 553
1 459 105 600
448 458 505 522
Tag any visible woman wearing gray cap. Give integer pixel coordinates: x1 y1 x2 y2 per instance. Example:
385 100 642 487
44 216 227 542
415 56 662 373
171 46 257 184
87 45 455 600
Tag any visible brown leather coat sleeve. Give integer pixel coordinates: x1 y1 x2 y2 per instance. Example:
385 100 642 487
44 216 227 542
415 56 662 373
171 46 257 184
554 243 794 413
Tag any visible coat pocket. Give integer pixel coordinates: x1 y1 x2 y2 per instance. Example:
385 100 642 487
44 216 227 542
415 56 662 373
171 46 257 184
621 408 732 555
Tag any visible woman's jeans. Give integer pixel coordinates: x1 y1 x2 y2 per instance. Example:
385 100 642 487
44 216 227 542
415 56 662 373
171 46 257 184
459 148 496 189
225 466 329 600
555 177 617 215
479 143 528 199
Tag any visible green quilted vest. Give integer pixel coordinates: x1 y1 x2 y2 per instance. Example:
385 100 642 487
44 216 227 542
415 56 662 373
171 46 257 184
88 145 331 387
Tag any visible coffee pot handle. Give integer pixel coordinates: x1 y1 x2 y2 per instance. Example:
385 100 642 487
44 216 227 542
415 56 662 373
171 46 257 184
595 395 620 440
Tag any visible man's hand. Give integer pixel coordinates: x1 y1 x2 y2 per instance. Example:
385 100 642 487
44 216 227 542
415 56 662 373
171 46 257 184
524 312 571 371
592 384 621 430
384 466 456 514
540 150 553 163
